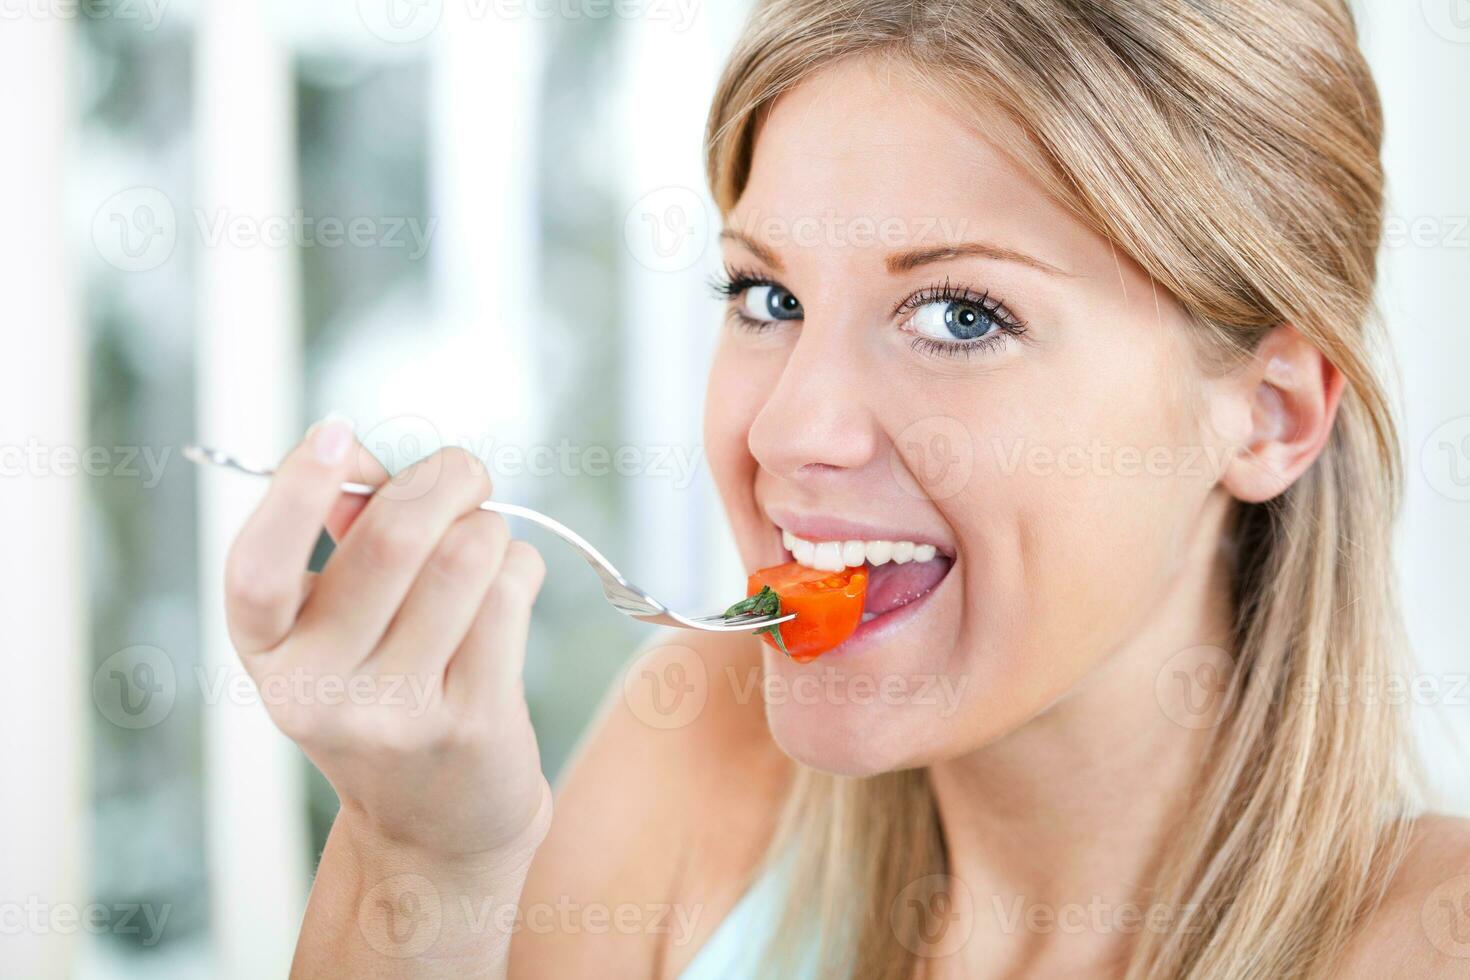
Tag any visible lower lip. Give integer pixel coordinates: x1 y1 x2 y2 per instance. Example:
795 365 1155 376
814 559 954 658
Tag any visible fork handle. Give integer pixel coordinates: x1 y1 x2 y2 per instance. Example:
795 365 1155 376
185 444 791 632
333 480 640 596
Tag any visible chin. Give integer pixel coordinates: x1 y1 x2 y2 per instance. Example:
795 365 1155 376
764 699 919 777
757 590 972 777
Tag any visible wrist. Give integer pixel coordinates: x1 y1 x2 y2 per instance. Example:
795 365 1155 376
327 790 552 969
338 807 548 888
338 779 554 879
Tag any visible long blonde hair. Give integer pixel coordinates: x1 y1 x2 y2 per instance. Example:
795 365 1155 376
704 2 1416 977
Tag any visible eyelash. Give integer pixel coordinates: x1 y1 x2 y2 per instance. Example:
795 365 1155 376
895 277 1027 358
709 267 1028 360
709 266 773 307
708 267 787 336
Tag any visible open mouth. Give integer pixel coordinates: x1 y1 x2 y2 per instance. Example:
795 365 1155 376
780 528 954 624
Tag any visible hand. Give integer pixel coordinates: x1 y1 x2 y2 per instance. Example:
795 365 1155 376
223 417 551 865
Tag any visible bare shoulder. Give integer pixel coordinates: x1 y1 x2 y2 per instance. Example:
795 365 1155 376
512 630 791 979
1335 814 1470 978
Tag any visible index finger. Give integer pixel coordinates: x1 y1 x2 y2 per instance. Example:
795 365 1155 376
223 416 387 653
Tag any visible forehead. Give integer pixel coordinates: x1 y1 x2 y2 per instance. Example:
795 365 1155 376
735 58 1037 230
728 55 1118 282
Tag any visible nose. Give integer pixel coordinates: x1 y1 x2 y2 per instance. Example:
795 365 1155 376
746 318 880 482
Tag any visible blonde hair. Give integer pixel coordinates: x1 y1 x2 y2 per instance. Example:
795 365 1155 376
704 1 1416 977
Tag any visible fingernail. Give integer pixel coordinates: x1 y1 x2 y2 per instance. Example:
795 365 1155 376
312 412 353 464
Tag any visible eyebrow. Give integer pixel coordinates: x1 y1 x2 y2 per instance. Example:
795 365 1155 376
887 242 1073 278
720 230 784 269
719 229 1073 278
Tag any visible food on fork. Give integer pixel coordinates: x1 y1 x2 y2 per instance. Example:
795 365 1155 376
724 562 868 661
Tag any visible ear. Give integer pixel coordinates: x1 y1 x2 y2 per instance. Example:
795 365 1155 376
1215 324 1345 504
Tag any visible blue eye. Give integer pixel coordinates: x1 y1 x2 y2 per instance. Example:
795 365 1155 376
896 283 1027 357
908 299 998 342
739 284 803 322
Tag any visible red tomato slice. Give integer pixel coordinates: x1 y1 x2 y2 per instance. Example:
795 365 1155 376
747 561 868 662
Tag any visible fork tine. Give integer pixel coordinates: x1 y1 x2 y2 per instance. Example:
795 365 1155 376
691 612 792 627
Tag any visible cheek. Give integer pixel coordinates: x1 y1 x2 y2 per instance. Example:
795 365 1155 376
704 342 776 567
961 377 1214 674
704 341 769 481
901 346 1217 736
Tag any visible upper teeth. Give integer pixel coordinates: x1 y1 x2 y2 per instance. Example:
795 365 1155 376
782 529 938 571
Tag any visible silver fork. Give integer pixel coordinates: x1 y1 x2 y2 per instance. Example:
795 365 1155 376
184 444 794 634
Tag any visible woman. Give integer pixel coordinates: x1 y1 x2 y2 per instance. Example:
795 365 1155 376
222 1 1470 976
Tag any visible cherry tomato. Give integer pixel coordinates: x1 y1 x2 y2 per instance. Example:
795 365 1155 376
747 561 868 662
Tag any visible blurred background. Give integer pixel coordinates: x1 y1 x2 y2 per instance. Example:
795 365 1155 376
2 0 1467 976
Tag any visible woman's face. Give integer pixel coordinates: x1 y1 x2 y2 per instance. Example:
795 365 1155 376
704 56 1238 776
